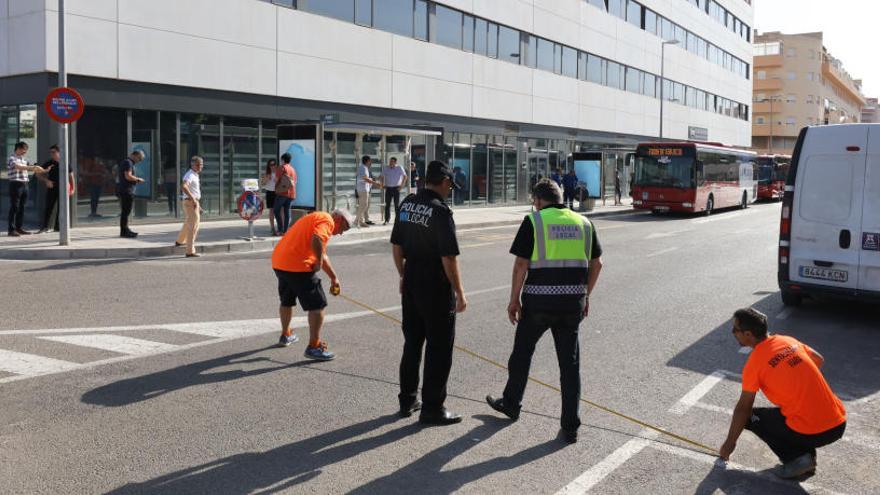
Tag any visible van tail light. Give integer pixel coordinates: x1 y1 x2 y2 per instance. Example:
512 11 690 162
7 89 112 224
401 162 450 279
778 187 794 279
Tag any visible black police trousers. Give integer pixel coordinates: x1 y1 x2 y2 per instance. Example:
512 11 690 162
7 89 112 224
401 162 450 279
398 286 456 414
503 309 583 431
746 407 846 463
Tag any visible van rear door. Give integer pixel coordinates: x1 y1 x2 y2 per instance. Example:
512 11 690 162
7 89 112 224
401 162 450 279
789 126 866 291
859 127 880 293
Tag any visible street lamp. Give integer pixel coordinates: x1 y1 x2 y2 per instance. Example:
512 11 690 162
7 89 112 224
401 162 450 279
762 94 782 154
659 39 679 140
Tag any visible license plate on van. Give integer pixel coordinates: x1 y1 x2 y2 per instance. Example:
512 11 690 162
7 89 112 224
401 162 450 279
799 266 848 283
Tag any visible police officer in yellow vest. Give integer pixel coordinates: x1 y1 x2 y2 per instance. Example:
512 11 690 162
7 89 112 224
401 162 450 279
486 178 603 443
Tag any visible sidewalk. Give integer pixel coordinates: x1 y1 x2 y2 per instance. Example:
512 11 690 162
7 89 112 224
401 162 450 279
0 200 635 260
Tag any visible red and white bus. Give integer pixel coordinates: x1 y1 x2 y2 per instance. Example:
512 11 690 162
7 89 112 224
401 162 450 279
756 154 790 201
632 142 757 215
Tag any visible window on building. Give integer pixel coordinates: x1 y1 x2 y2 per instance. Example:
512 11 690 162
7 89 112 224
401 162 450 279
661 17 674 41
626 0 642 28
462 14 475 52
562 46 577 78
756 70 766 80
786 47 796 58
806 72 814 81
487 22 499 58
806 94 814 104
687 31 698 54
696 89 706 110
644 9 658 35
643 73 657 98
537 38 555 72
625 67 641 94
355 0 372 27
673 82 685 103
786 117 796 125
473 18 487 55
587 54 604 85
673 23 686 44
588 0 607 11
374 0 418 36
686 86 697 107
607 61 623 89
787 71 796 80
756 116 765 124
413 0 428 39
577 51 587 80
522 33 536 68
754 42 782 56
786 94 796 103
808 49 816 60
498 25 520 64
298 0 354 22
608 0 624 19
433 4 463 49
554 43 562 74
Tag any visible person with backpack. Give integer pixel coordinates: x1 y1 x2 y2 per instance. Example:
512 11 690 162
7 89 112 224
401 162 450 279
274 153 297 234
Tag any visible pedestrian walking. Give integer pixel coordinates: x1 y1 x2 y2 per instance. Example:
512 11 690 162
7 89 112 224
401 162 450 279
720 307 847 479
36 144 74 234
382 157 407 225
452 166 468 205
355 155 379 227
271 208 355 360
410 161 420 193
261 158 279 236
614 169 622 205
551 168 563 187
391 160 467 425
486 178 603 444
6 141 44 236
273 153 297 234
562 169 578 209
116 150 145 238
174 156 204 257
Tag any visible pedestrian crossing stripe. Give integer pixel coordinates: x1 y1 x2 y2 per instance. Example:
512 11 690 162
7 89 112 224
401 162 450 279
39 334 179 355
0 349 80 376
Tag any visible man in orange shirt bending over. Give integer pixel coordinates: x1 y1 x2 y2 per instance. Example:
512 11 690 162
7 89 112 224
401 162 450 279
271 208 355 360
720 307 846 479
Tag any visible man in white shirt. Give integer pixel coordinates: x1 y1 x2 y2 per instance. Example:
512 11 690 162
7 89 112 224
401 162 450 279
6 141 44 236
382 157 408 225
175 156 203 257
355 155 379 228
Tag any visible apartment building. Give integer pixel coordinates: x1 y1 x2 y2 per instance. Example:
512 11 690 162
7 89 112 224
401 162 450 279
752 31 865 154
2 0 753 226
862 97 880 124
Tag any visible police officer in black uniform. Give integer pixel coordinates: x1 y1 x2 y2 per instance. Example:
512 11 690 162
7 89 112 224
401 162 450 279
391 160 468 425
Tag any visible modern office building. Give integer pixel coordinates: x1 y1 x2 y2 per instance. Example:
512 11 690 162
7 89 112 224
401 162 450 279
1 0 753 226
752 31 865 155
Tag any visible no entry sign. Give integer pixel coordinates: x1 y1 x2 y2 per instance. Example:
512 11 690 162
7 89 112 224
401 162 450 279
45 87 85 124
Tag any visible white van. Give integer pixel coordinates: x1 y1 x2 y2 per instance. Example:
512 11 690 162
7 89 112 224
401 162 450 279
779 124 880 306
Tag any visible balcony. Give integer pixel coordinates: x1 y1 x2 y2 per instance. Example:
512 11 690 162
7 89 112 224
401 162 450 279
754 78 783 91
754 54 783 68
822 62 866 106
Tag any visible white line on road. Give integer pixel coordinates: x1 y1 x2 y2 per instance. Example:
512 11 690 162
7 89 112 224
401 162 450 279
0 349 81 376
555 431 660 494
692 209 758 225
646 247 679 258
39 334 179 355
691 401 734 415
775 308 794 320
646 229 692 240
669 371 727 415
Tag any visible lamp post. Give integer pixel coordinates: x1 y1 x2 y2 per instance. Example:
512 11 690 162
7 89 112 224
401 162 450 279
659 39 679 140
765 94 782 154
58 0 70 245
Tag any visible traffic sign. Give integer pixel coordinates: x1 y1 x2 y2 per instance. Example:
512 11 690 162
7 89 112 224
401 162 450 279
45 87 85 124
237 191 264 221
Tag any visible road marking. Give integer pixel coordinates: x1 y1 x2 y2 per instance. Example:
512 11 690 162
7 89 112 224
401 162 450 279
0 349 80 376
39 334 179 355
646 229 692 240
460 242 497 248
691 401 734 415
775 308 794 320
692 209 757 225
555 431 660 494
669 371 727 415
646 247 679 258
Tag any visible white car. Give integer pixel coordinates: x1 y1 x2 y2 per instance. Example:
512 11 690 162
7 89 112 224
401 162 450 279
779 124 880 305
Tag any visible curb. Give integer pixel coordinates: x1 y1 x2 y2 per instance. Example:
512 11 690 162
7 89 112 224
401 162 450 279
0 208 639 261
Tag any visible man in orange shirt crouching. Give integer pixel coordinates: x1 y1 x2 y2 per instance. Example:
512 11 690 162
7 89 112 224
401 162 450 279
271 208 355 360
720 307 846 479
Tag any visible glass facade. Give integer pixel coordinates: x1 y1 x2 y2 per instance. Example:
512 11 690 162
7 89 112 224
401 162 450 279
1 105 38 226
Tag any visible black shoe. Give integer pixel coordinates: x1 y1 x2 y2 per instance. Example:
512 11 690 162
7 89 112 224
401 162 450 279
399 400 422 418
559 428 578 444
365 220 375 225
419 409 462 426
486 395 520 421
120 231 138 238
174 241 184 247
7 230 20 237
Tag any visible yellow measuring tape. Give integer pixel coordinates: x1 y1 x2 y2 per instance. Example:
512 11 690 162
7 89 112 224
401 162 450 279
335 292 719 456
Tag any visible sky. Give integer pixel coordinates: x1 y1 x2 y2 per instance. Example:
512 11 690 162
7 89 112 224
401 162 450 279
753 0 880 98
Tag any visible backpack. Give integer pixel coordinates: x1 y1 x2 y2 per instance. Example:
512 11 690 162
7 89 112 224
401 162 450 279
276 166 296 198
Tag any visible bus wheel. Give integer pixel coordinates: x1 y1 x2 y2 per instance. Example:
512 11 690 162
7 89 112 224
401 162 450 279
781 290 802 307
741 191 748 209
705 196 714 216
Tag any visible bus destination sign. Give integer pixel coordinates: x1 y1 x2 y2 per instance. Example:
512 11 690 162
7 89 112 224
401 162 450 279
646 148 684 156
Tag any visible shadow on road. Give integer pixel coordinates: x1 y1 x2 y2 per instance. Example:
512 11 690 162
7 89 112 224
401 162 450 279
667 292 880 401
102 414 559 495
81 348 298 407
694 463 810 495
23 258 134 272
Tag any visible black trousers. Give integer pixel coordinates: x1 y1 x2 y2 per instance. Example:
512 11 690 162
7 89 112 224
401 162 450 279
503 309 583 431
746 407 846 463
384 187 400 223
8 181 28 232
398 286 456 413
118 193 134 233
563 190 575 208
42 189 59 231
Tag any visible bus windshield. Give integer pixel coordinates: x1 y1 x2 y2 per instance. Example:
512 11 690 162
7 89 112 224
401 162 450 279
634 152 695 189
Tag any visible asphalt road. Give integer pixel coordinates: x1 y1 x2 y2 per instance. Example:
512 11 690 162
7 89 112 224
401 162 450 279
1 202 878 495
